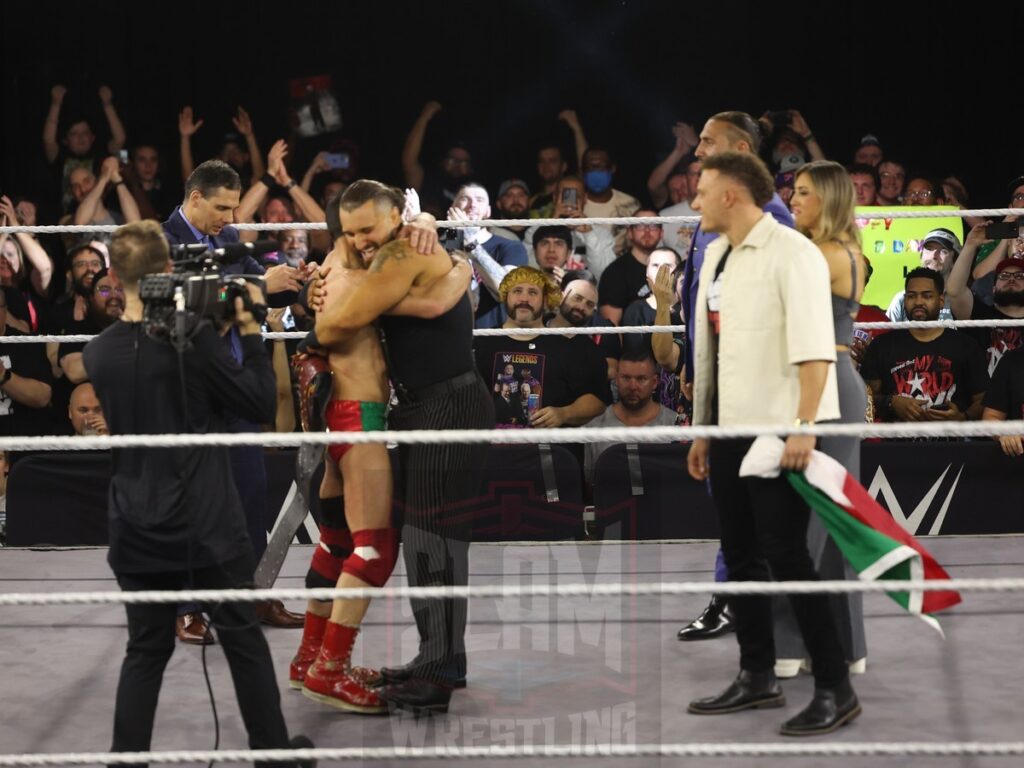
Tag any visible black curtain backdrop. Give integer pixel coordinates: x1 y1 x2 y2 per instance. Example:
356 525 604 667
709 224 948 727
3 1 1022 220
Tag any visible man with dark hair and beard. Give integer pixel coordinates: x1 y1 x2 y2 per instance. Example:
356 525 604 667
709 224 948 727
583 351 678 482
861 268 988 424
314 179 493 716
546 271 620 380
948 226 1024 376
56 268 123 385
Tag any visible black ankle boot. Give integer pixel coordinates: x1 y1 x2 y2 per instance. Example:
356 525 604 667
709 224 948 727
688 669 785 715
780 678 861 736
677 594 735 641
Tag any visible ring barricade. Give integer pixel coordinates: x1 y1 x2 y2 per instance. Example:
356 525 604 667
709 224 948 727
2 741 1024 765
0 576 1022 608
0 318 1022 345
0 205 1021 235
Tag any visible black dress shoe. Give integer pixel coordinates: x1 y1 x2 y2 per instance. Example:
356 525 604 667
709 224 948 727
382 678 453 715
688 670 786 715
780 678 861 736
677 595 735 641
380 660 466 689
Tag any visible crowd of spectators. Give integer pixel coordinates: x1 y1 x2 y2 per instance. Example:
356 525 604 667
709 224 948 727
2 87 1024 544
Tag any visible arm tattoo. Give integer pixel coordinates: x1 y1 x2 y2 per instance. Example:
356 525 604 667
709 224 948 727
369 240 412 273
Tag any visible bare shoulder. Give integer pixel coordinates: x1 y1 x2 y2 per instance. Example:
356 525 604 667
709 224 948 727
368 240 416 272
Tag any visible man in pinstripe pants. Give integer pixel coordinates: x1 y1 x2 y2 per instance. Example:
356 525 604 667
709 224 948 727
316 180 493 715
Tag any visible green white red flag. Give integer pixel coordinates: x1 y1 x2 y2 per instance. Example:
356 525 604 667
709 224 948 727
740 436 961 634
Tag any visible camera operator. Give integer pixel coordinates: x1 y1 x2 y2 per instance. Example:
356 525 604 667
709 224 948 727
163 159 307 632
82 221 313 765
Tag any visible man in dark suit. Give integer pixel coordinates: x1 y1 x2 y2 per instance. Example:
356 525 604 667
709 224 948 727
162 160 306 638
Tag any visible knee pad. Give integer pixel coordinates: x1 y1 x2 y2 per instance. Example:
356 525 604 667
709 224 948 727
342 528 399 588
306 499 354 590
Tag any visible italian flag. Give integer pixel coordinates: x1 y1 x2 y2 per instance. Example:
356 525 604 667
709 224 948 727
740 436 961 634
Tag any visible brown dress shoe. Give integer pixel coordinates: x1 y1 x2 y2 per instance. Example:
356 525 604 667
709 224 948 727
176 612 215 645
255 599 306 628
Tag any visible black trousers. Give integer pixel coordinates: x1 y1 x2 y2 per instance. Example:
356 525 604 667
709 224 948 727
708 438 848 688
111 554 293 767
231 444 269 563
391 375 494 683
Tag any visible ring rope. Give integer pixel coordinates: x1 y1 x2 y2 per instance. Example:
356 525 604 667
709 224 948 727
1 318 1022 345
0 419 1020 454
0 205 1018 235
1 740 1022 764
0 577 1018 608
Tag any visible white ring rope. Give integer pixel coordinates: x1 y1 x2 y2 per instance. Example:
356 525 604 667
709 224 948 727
2 318 1023 345
1 741 1023 765
0 577 1017 609
0 206 1019 235
0 419 1021 454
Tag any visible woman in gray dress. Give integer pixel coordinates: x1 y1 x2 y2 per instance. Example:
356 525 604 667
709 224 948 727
774 160 868 676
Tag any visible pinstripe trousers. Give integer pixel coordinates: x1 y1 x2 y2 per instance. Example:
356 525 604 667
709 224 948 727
390 374 494 683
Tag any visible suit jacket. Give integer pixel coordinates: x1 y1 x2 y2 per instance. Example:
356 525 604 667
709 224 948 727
161 207 263 276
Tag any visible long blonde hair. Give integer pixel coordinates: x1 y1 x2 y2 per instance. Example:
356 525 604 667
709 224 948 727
794 160 862 249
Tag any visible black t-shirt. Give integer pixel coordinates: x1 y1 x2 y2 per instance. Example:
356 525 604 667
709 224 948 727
620 300 683 358
583 312 621 362
597 254 648 312
983 345 1024 419
860 329 989 417
0 331 55 437
82 321 276 573
473 333 611 427
968 301 1024 378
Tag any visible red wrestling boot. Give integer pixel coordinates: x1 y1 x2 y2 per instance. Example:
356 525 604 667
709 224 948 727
289 612 328 689
302 622 386 714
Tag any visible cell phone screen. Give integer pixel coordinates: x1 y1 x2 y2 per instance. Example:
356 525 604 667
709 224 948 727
986 221 1020 240
325 152 350 170
561 188 578 207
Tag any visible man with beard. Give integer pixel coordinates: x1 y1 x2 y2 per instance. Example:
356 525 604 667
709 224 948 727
314 179 493 715
47 244 106 331
885 229 959 322
598 211 664 325
490 179 531 242
475 266 609 432
861 268 988 424
274 229 314 269
583 351 678 481
547 271 620 380
290 187 472 715
948 225 1024 376
57 268 124 386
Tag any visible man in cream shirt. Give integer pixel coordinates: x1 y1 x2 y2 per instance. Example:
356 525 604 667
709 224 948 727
685 152 860 736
